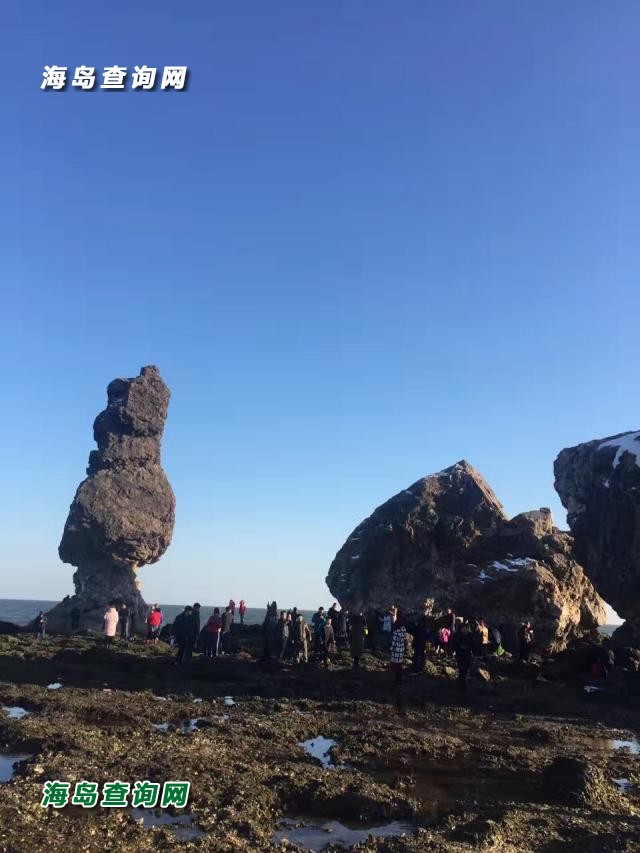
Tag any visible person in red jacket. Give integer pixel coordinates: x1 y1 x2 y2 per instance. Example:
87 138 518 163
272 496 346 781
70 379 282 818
146 606 162 644
238 599 247 625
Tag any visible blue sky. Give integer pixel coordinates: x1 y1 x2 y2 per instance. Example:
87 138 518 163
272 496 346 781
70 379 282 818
2 3 638 619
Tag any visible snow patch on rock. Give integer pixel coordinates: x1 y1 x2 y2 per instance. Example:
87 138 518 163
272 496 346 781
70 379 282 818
599 431 640 469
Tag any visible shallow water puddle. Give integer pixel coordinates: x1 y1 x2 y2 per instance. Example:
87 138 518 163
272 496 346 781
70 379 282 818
613 778 633 794
611 738 640 755
2 706 29 720
153 723 170 732
129 808 204 840
273 818 415 851
299 737 337 768
47 682 63 690
180 718 205 734
0 753 32 783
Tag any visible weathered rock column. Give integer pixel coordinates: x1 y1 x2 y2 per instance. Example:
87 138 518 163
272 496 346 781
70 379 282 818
47 365 175 632
555 430 640 643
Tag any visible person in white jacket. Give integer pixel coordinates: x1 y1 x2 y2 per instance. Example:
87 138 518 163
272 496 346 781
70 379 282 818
103 603 119 648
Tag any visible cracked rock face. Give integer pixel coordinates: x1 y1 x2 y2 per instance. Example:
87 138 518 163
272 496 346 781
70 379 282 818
555 430 640 639
48 366 175 630
326 461 604 652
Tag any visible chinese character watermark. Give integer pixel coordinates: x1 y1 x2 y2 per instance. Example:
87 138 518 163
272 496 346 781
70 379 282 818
40 780 190 808
72 66 95 90
132 65 156 90
41 66 67 90
41 66 188 91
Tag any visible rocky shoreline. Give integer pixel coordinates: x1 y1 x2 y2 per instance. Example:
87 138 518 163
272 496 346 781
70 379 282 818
0 628 639 851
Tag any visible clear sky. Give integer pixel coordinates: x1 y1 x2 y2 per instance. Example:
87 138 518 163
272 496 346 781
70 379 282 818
2 3 637 620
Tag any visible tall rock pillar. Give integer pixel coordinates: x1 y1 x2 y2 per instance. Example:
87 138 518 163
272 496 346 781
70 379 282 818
47 365 175 631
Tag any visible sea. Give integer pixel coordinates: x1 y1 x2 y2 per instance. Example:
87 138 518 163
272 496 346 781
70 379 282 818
0 599 620 636
0 599 314 627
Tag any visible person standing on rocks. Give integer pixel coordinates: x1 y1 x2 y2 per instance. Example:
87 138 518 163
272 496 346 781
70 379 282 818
598 646 615 680
437 625 451 656
239 599 247 625
327 603 340 632
192 603 201 651
336 607 349 648
173 605 195 665
221 605 234 654
323 619 337 668
262 603 278 660
349 611 367 668
146 606 162 644
277 611 290 662
389 615 408 684
409 605 430 674
479 619 490 658
205 608 222 658
34 611 47 640
451 621 474 692
311 607 326 657
489 624 502 654
103 603 119 648
119 604 131 642
380 609 393 652
518 621 534 663
293 613 311 663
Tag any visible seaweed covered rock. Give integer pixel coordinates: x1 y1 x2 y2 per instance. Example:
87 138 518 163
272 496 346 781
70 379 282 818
555 430 640 641
48 366 175 631
326 461 604 652
540 757 624 810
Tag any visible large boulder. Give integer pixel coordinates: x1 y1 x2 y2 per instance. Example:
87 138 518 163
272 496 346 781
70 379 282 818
48 366 175 631
554 430 640 640
539 757 625 810
326 461 605 652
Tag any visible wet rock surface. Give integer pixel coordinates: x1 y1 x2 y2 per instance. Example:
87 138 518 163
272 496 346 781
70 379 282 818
555 430 640 635
540 756 627 810
327 462 605 651
0 630 639 851
49 366 175 631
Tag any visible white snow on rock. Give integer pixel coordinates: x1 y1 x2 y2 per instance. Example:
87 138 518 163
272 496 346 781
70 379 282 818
491 561 523 573
480 558 536 581
224 697 235 706
47 683 62 690
598 431 640 469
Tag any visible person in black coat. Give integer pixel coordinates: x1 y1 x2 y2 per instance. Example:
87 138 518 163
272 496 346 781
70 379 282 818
451 621 474 692
192 603 201 650
173 606 195 665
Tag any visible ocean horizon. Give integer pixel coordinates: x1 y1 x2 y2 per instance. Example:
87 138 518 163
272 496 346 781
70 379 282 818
0 598 315 628
0 597 622 636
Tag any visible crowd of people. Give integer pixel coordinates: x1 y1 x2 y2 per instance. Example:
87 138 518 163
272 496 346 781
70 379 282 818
37 597 541 690
259 601 537 690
